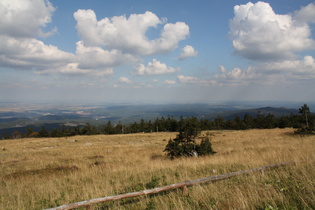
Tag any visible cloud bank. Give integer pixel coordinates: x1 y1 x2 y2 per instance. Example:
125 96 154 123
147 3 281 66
1 0 314 102
179 2 315 88
0 0 73 71
217 2 315 85
230 1 315 61
0 36 74 70
0 0 190 77
0 0 56 38
75 41 137 70
73 10 190 56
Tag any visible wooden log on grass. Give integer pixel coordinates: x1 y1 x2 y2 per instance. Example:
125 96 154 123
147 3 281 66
46 182 187 210
46 161 295 210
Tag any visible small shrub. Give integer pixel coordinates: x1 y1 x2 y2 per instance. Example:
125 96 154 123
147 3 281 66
164 131 215 159
196 136 216 156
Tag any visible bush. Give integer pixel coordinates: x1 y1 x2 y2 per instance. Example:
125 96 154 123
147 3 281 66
164 131 215 159
196 136 216 156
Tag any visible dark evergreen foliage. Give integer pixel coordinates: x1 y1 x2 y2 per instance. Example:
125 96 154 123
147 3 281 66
196 135 216 156
295 104 314 134
163 131 197 159
164 119 215 159
38 126 49 137
163 132 216 159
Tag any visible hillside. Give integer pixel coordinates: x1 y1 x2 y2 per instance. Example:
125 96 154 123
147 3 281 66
207 106 299 120
0 128 314 209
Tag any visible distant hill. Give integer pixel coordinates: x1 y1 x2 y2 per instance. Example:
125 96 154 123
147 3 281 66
0 123 63 139
0 105 304 139
206 107 299 120
39 114 83 121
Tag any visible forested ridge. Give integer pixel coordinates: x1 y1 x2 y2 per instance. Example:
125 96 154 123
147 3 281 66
3 104 314 139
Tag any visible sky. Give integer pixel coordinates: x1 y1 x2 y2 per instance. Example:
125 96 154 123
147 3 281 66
0 0 315 104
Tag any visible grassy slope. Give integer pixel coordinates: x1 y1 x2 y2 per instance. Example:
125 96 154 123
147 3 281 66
0 128 314 209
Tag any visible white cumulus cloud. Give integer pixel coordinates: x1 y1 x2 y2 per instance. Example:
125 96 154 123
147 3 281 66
119 77 132 84
262 56 315 77
177 75 215 86
0 0 56 38
230 2 315 61
58 63 113 76
178 45 198 60
214 65 261 85
36 63 113 76
177 75 199 83
0 0 75 72
0 1 192 78
73 10 189 55
213 55 315 86
294 3 315 24
75 41 138 70
163 80 176 84
133 59 179 75
177 75 212 85
0 36 74 70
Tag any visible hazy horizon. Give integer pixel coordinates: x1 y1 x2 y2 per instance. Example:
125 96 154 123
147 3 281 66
1 99 315 110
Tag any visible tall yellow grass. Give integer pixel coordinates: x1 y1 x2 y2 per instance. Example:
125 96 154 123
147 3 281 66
0 128 314 209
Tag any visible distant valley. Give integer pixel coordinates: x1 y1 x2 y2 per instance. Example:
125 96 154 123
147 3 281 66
0 101 312 138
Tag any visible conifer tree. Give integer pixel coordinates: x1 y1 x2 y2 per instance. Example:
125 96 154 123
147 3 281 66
164 118 215 159
299 104 310 130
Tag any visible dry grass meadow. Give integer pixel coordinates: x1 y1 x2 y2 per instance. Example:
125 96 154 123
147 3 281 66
0 128 314 209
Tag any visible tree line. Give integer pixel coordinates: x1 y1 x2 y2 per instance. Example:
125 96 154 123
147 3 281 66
4 104 314 139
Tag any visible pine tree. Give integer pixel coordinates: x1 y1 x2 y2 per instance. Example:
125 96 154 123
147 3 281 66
297 104 314 134
299 104 310 130
164 118 215 159
38 126 49 137
196 134 216 156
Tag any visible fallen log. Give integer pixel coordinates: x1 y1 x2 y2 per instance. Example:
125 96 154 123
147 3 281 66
45 161 295 210
46 182 187 210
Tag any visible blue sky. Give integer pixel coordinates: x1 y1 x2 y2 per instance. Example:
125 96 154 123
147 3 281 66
0 0 315 104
